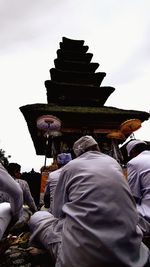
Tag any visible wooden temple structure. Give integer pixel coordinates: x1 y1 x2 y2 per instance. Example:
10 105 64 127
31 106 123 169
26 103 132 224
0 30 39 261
20 37 150 166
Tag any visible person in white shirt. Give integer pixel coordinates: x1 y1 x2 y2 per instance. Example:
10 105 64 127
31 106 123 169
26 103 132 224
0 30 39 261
0 162 23 239
43 153 72 213
28 136 150 267
6 163 37 213
126 139 150 236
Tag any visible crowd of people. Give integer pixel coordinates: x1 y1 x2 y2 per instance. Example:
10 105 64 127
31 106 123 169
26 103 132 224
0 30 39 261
0 135 150 267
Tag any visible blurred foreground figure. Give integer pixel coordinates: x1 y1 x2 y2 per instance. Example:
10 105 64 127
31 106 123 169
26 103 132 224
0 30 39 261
0 162 23 239
29 136 150 267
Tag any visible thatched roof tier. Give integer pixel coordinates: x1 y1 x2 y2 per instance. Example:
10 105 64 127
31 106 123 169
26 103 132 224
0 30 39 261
45 81 115 106
59 42 89 53
62 36 85 48
54 59 99 73
50 68 106 86
56 49 93 62
20 103 150 157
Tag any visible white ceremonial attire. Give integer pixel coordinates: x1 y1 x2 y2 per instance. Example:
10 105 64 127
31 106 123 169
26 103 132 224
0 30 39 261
53 151 149 267
44 167 64 213
0 163 23 239
127 150 150 223
28 168 66 261
0 178 37 213
0 202 12 239
29 167 65 255
15 179 37 212
28 210 62 263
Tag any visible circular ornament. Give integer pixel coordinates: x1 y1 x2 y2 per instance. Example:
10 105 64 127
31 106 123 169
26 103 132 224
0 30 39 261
36 115 61 132
106 131 126 140
120 119 141 134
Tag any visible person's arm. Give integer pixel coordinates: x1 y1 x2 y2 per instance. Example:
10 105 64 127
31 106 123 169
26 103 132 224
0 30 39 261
19 180 37 212
0 164 23 221
127 162 141 202
53 168 68 218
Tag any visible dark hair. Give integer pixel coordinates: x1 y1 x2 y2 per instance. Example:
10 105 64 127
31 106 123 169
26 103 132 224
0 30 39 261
131 143 147 157
7 163 21 177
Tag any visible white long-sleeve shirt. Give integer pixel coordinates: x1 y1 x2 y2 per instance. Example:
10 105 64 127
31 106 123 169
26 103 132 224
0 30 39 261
44 167 64 213
0 163 23 221
15 179 37 212
127 150 150 223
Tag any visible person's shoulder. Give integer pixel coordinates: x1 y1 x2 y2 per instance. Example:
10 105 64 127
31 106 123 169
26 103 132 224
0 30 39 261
136 150 150 162
49 168 61 178
127 154 142 166
17 178 28 185
59 158 77 173
99 151 119 163
143 150 150 156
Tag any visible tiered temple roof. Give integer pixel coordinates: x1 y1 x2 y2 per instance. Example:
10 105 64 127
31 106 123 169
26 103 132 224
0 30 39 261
20 37 150 161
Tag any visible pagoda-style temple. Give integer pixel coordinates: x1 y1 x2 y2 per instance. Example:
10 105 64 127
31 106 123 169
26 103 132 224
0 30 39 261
20 37 150 165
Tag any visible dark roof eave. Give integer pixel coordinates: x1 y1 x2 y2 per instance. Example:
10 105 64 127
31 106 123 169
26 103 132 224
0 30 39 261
20 103 150 121
19 103 150 156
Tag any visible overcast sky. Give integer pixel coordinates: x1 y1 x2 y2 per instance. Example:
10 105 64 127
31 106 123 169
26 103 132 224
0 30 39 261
0 0 150 172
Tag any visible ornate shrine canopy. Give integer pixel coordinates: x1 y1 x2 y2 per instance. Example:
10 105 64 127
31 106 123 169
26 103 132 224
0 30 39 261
20 37 150 159
20 103 149 157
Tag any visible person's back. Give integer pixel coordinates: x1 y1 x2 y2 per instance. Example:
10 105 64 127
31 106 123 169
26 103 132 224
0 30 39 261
16 179 37 212
128 150 150 178
53 136 149 267
7 163 37 213
45 168 62 212
43 153 72 213
127 141 150 223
